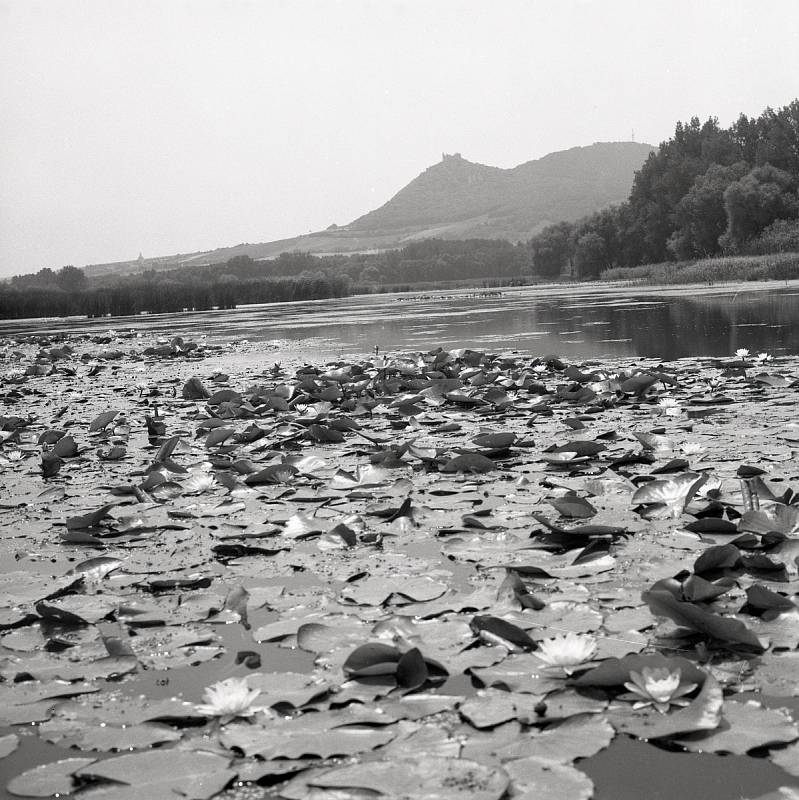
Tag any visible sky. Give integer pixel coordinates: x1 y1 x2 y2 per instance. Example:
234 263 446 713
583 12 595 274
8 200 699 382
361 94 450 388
1 0 798 278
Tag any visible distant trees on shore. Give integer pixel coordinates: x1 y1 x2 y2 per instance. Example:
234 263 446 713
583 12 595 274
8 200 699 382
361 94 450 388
0 270 351 320
527 99 799 277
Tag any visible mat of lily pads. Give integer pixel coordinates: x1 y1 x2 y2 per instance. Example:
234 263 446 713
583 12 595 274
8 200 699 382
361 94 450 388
1 332 799 799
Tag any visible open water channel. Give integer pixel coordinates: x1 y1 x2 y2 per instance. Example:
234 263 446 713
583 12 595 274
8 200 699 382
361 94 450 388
3 280 799 362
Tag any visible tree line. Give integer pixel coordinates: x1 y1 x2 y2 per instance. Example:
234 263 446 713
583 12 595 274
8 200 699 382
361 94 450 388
528 99 799 278
0 240 533 320
0 269 351 320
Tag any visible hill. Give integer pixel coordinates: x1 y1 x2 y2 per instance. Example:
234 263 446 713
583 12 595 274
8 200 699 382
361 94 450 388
82 141 653 278
349 142 654 239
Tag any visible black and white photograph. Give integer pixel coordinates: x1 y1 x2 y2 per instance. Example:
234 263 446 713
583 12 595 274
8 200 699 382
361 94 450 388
2 1 799 797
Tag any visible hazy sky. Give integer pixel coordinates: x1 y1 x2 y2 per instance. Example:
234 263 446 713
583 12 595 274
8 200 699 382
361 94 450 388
2 0 798 277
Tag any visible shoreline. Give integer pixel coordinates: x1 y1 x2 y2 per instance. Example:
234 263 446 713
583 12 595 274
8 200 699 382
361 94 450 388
2 277 799 333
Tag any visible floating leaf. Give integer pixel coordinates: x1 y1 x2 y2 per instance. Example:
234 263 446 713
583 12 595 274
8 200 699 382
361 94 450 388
307 424 345 443
442 453 496 474
343 642 401 677
66 503 117 531
473 432 516 449
498 715 614 763
547 494 597 519
38 718 180 752
0 733 19 758
51 434 78 458
7 758 96 798
220 711 396 759
75 750 233 799
546 440 606 457
182 377 210 399
503 757 593 800
306 756 508 800
608 674 723 739
675 699 799 754
632 472 707 518
245 463 298 485
205 427 234 447
88 410 119 432
575 653 709 689
643 588 766 651
470 615 537 652
66 556 122 581
40 452 63 478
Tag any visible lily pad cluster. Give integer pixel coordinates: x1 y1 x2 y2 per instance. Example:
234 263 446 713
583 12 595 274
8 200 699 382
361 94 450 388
1 334 799 798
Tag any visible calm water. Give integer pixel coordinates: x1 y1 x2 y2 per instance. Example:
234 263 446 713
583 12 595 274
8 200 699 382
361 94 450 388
3 281 799 360
3 281 799 795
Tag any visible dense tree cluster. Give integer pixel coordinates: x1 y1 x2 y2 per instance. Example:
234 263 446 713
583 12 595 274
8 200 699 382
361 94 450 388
147 239 533 288
4 242 531 320
527 100 799 277
0 270 351 320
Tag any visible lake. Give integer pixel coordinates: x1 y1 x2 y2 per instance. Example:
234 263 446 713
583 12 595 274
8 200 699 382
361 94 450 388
2 280 799 798
3 280 799 361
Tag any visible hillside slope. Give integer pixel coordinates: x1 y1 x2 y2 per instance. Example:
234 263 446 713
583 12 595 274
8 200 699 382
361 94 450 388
82 141 653 278
349 142 654 240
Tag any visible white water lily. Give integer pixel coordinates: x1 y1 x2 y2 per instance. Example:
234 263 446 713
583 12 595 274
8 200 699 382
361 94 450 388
657 397 681 417
756 352 773 363
680 441 706 456
735 348 750 360
183 471 216 493
623 666 697 713
533 632 597 675
195 677 261 723
532 364 548 375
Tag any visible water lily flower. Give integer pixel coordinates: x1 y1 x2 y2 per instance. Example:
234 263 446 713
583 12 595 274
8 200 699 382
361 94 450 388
183 471 216 493
533 632 597 675
623 666 697 713
195 677 261 724
756 352 773 363
735 348 750 360
680 441 706 456
657 397 681 416
532 364 548 375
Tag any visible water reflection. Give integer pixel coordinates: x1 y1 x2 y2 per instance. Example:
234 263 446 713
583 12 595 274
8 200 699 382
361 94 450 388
2 284 798 361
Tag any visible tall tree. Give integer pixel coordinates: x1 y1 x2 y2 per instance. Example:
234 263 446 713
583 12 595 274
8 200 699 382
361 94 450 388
55 265 88 292
529 222 574 277
721 164 799 250
627 117 741 263
668 162 749 258
573 232 608 278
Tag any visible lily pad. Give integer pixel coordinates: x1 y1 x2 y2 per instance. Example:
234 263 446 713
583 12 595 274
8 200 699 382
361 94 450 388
675 699 799 754
75 749 233 799
7 758 96 798
503 757 594 800
306 756 509 800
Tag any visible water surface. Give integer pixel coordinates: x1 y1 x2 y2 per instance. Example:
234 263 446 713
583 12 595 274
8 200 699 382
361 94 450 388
3 281 798 361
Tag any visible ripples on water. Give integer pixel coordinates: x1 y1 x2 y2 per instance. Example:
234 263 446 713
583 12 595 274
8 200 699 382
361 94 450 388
3 282 798 361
